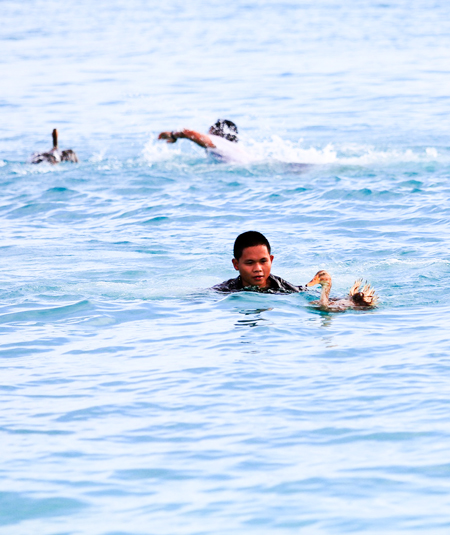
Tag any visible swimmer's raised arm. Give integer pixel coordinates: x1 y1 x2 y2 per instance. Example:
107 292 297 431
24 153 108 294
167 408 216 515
158 129 215 148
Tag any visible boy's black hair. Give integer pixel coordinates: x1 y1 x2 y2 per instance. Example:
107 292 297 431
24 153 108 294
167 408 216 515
209 119 238 143
233 231 271 260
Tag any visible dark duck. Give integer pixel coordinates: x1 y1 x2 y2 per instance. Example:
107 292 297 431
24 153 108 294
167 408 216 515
31 129 78 164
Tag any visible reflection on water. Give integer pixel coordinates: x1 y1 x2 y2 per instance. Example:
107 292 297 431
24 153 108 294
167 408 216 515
318 314 334 329
306 312 335 330
235 307 273 328
306 306 335 320
307 312 337 347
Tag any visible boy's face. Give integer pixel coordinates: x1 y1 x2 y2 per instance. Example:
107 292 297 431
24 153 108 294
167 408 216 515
232 244 274 288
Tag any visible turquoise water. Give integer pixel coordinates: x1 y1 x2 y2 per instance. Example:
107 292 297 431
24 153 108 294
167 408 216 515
1 1 450 533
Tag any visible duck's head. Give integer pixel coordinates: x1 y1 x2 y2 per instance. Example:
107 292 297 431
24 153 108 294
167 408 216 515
52 128 59 149
306 270 332 288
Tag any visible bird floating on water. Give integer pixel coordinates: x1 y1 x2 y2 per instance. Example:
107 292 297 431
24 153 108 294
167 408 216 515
306 270 378 311
30 129 78 164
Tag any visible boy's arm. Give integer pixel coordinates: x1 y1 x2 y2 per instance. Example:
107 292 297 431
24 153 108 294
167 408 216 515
158 129 216 148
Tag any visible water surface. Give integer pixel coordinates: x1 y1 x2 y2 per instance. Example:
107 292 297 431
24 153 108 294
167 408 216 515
1 1 450 533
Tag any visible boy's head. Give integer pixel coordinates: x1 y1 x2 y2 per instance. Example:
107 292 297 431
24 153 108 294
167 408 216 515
232 231 274 288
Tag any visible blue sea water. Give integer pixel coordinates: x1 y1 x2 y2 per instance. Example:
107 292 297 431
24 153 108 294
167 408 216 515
1 0 450 533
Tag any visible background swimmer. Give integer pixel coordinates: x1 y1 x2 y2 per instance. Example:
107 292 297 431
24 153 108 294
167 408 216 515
158 119 250 163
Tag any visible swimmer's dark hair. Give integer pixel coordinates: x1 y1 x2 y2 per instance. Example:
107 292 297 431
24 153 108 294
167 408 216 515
233 231 271 260
209 119 238 143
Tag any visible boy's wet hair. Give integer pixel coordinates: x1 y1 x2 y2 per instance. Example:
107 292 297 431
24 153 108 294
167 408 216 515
209 119 239 143
234 231 271 260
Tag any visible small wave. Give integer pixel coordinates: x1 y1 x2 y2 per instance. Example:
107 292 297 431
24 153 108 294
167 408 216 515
0 300 93 325
248 138 446 166
377 257 450 268
245 136 338 164
10 163 60 176
143 134 446 168
0 492 86 524
143 138 184 164
337 146 442 166
69 280 196 300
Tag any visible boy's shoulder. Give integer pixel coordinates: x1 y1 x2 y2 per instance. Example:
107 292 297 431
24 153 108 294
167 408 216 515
212 276 243 293
212 274 304 294
270 274 305 293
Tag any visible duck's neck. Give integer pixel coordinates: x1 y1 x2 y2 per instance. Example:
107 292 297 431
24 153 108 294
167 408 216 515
52 129 58 149
319 283 331 306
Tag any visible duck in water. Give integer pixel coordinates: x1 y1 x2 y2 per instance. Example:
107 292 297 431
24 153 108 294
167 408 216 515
31 129 78 164
306 270 378 311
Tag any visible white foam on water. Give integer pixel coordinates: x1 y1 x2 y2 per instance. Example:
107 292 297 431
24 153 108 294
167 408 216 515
11 163 60 175
89 150 107 163
142 138 183 165
249 137 445 166
142 134 446 168
376 257 450 268
96 159 123 171
338 146 442 166
245 135 338 164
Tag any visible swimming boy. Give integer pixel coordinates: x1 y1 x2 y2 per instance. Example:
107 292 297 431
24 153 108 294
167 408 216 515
213 231 305 294
158 119 249 163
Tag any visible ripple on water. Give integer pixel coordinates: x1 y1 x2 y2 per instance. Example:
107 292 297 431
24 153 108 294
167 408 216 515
0 493 86 526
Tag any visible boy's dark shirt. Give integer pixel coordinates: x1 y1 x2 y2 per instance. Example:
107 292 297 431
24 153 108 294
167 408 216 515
213 274 305 294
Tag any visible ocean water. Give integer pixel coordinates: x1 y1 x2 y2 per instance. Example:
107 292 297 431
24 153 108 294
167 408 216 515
1 1 450 533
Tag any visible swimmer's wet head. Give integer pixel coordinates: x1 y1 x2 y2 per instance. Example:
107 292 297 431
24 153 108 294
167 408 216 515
208 119 239 143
